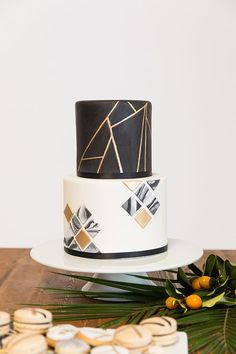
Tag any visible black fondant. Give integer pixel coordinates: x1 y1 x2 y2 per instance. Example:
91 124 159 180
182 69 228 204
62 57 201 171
100 139 120 173
76 100 152 179
64 244 168 259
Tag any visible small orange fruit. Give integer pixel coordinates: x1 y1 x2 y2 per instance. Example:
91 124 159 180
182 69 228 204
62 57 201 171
165 297 180 310
186 294 202 309
234 289 236 296
192 277 201 290
199 276 211 289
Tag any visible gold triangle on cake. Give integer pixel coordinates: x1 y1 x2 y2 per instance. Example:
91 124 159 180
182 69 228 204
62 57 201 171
64 204 73 222
135 208 152 228
123 181 142 191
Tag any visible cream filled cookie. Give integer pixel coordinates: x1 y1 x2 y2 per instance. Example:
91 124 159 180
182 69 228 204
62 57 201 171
2 332 47 354
114 325 152 350
140 316 177 346
13 308 52 334
91 345 129 354
152 331 177 347
76 328 115 347
47 325 79 348
0 312 11 337
55 339 90 354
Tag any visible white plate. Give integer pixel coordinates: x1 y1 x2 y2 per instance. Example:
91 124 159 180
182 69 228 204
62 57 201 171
164 332 188 354
31 238 203 273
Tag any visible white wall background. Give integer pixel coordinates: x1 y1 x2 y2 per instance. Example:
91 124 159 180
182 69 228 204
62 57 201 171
0 0 235 248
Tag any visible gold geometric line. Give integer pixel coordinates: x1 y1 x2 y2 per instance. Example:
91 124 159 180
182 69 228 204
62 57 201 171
107 100 120 118
127 101 136 112
146 116 151 135
111 104 146 128
136 106 146 172
82 156 103 161
97 137 112 173
144 108 147 171
107 119 123 173
78 118 107 171
78 101 119 171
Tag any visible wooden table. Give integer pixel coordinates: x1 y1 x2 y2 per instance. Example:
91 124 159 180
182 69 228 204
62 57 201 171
0 249 235 352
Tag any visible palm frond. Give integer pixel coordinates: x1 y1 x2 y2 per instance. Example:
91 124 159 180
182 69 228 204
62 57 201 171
177 307 236 353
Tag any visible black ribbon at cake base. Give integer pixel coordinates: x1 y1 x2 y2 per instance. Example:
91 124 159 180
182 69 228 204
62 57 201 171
77 171 152 179
64 244 168 259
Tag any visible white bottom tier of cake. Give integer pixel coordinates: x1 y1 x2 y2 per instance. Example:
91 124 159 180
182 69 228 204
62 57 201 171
63 174 167 259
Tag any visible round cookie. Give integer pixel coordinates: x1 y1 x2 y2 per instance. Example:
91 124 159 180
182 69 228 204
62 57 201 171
140 316 177 346
91 345 129 354
13 308 52 334
0 312 11 337
55 339 90 354
2 332 47 354
152 332 177 347
47 324 79 348
114 325 152 350
76 328 115 347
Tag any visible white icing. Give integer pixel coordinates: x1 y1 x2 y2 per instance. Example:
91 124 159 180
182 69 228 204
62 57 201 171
47 324 78 341
64 174 167 254
55 339 90 354
78 327 114 341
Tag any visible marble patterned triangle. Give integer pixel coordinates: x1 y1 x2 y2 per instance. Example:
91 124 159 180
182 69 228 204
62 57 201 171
147 179 160 191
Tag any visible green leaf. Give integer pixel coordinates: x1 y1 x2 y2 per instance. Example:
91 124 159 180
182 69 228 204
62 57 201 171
179 307 236 353
224 259 233 274
209 277 219 288
193 289 212 297
203 254 217 276
179 301 187 313
206 277 228 297
52 272 166 295
218 296 236 306
202 292 225 307
126 273 179 283
188 262 202 276
165 279 184 299
229 279 236 289
216 255 225 275
177 267 192 289
224 260 236 281
99 315 130 329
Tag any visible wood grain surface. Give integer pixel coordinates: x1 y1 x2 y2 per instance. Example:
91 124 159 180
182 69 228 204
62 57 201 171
0 249 235 352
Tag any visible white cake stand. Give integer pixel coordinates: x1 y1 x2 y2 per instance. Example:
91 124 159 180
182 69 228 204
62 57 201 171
31 238 203 294
31 239 194 353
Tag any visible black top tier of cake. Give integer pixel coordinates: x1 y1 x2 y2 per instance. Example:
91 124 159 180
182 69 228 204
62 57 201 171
76 100 152 179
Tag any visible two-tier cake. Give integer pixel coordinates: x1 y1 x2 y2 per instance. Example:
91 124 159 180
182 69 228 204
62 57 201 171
63 100 167 259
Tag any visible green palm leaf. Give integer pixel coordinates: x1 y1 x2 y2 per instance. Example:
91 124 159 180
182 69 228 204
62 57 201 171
178 307 236 353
